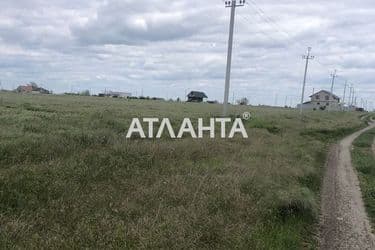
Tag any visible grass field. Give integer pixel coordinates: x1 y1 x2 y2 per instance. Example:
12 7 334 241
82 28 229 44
0 92 366 249
352 127 375 228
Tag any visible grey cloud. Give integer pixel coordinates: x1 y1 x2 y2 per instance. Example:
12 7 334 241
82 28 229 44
0 0 374 107
73 0 215 45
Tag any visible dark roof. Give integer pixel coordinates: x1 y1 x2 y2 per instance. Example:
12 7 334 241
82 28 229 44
310 90 340 99
187 91 207 98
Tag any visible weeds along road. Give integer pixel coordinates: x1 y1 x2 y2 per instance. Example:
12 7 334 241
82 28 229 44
320 121 375 250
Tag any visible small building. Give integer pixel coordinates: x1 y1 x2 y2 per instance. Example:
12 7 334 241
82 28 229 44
17 85 33 93
108 91 131 98
298 90 342 111
16 83 50 94
187 91 207 103
98 91 132 98
207 100 218 104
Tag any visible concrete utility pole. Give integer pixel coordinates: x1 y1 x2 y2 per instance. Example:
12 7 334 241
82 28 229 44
342 81 347 111
351 88 355 107
274 93 278 107
223 0 245 116
184 88 190 102
348 86 353 108
300 47 314 115
284 95 288 107
328 69 338 111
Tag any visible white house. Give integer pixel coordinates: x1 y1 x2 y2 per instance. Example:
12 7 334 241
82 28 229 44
107 91 132 98
297 90 342 111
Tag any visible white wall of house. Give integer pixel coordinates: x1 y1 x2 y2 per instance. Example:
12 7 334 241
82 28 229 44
108 91 132 98
297 102 314 110
299 90 342 111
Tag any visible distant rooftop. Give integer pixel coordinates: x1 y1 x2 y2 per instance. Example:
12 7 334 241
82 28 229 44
310 90 340 99
187 91 207 98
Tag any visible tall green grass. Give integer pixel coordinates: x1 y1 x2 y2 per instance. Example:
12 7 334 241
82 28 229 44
0 92 365 249
352 128 375 227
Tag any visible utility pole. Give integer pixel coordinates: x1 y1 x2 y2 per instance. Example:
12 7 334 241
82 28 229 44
300 47 314 115
285 95 288 107
348 86 353 108
351 88 355 107
223 0 245 116
342 81 347 111
328 69 338 111
184 88 190 102
274 94 278 107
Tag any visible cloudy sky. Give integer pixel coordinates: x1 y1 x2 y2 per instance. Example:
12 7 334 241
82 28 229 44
0 0 374 107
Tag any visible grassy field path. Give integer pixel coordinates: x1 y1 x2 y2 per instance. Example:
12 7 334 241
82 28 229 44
320 122 375 250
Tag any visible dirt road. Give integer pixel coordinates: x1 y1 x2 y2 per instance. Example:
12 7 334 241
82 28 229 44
320 123 375 250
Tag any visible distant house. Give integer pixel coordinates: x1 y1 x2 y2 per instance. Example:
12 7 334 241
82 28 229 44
347 105 361 112
207 100 218 104
187 91 208 103
108 91 131 98
355 107 365 112
297 90 341 111
99 91 131 98
16 83 50 94
17 85 33 93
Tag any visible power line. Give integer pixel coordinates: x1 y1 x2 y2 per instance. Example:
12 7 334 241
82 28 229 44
242 0 351 87
245 0 305 50
236 14 285 46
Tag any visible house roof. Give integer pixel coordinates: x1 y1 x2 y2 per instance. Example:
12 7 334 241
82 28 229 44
187 91 207 98
310 90 340 99
18 85 33 92
17 83 50 94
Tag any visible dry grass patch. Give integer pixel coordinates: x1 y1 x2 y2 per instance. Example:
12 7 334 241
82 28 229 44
0 92 366 249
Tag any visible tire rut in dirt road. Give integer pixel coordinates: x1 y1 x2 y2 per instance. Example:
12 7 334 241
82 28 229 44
320 123 375 250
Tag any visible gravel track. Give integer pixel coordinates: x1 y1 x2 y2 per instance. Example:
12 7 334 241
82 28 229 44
320 123 375 250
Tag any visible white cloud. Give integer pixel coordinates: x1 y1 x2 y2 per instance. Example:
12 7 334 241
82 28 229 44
0 0 373 108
